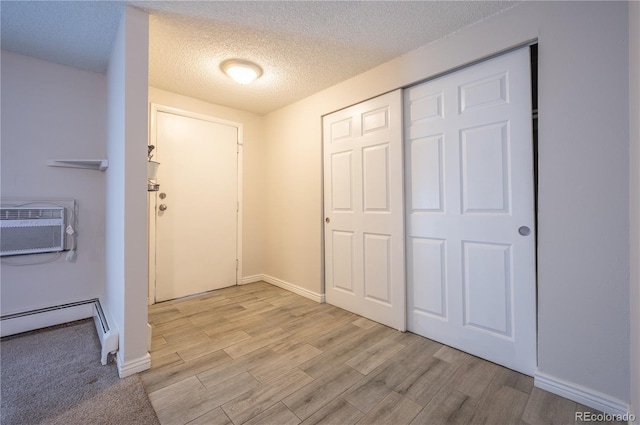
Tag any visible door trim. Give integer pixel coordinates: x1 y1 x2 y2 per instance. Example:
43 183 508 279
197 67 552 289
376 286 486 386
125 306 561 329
148 103 243 304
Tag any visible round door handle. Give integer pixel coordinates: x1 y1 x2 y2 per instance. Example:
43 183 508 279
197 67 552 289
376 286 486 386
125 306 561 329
325 217 330 223
518 226 531 236
159 204 168 211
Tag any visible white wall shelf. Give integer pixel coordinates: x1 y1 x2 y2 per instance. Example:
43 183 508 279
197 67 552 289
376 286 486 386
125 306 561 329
47 159 108 171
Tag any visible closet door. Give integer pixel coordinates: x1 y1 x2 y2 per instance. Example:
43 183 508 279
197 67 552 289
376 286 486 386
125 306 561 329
323 90 405 331
405 48 536 375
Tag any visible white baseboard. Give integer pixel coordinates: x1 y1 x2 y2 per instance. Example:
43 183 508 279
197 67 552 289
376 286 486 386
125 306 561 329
535 371 630 417
263 274 325 303
240 274 264 285
117 352 151 378
242 274 325 303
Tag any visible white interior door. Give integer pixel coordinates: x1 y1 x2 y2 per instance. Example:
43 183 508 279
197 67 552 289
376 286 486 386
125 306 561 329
323 90 405 331
405 48 536 375
153 109 239 302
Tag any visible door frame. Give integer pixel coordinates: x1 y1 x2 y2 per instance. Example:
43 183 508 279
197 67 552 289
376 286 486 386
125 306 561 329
148 103 243 304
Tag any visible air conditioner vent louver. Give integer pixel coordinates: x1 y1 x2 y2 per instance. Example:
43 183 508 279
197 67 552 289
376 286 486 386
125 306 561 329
0 207 66 256
1 208 64 220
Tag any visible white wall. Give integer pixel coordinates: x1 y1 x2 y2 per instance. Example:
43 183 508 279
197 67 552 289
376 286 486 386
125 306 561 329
262 1 630 410
263 102 323 293
105 7 150 377
148 87 265 279
629 1 640 420
0 50 106 332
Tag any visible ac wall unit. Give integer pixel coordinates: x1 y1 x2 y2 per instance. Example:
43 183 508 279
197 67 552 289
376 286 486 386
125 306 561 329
0 207 66 256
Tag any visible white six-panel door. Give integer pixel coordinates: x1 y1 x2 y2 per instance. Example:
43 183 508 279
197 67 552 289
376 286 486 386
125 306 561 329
323 90 405 331
405 48 537 375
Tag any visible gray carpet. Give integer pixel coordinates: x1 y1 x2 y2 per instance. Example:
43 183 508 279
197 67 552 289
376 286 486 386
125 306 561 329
1 319 160 425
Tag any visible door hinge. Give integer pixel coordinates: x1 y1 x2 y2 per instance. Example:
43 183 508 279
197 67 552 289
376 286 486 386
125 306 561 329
236 259 239 271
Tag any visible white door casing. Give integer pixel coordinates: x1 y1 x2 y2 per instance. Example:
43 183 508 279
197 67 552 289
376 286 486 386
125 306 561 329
405 48 537 375
323 90 406 331
149 105 243 303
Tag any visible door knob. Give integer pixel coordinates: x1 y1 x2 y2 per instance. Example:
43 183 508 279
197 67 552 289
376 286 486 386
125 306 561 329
518 226 531 236
325 217 330 223
159 204 168 211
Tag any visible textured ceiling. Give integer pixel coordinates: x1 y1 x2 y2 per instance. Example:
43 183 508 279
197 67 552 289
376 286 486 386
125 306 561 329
1 1 517 115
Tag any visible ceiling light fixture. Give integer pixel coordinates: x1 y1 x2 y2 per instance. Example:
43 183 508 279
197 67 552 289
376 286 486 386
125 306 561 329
221 59 263 85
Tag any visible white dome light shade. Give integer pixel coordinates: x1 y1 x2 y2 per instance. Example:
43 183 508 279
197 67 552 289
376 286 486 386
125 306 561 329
221 60 263 85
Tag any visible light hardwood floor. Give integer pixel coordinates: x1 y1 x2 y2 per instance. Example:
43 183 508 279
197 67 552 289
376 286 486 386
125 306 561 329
142 281 620 425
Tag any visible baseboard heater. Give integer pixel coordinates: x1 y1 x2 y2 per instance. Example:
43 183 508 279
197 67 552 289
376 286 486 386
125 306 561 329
0 299 119 365
92 300 119 365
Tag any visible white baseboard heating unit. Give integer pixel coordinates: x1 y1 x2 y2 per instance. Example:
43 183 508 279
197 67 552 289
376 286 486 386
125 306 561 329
0 206 66 256
93 300 119 365
0 299 119 365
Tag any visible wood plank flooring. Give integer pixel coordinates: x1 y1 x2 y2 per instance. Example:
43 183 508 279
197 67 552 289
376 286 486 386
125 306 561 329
141 282 620 425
